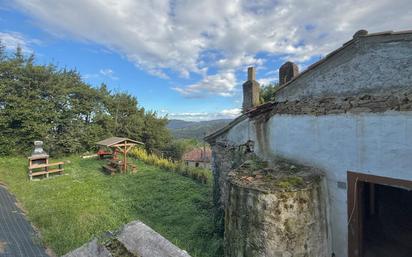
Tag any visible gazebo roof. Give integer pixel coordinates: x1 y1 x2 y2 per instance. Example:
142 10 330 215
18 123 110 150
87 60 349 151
96 137 144 147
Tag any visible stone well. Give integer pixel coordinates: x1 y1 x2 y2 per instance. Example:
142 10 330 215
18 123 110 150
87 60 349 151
224 159 328 257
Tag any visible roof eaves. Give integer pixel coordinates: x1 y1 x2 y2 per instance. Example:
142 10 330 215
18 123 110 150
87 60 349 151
204 114 248 142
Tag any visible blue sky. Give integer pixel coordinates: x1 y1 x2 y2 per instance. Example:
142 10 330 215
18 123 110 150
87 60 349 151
1 0 411 120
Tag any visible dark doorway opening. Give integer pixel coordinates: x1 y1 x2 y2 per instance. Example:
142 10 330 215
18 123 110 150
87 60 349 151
363 183 412 257
348 172 412 257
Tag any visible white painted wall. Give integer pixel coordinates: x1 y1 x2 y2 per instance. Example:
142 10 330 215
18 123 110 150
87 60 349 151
186 160 211 169
222 111 412 257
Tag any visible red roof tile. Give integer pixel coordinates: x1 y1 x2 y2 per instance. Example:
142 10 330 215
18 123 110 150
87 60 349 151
183 148 211 162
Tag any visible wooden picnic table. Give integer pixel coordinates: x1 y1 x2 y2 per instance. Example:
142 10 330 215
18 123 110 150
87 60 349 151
102 159 137 175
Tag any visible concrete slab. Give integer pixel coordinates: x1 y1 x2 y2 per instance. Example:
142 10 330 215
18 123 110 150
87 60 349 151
117 221 192 257
62 239 112 257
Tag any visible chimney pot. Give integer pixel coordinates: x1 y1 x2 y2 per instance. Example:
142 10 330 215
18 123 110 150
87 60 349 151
279 61 299 85
247 67 256 81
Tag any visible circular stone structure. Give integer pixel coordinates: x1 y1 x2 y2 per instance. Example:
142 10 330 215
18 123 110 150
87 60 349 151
224 159 328 257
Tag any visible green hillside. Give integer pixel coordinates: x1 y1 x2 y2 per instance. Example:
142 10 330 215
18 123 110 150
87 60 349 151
167 119 231 140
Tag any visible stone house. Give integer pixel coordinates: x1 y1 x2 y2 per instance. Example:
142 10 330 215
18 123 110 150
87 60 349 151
205 30 412 257
182 147 212 169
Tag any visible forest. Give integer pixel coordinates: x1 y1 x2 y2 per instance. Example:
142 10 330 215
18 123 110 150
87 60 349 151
0 44 171 156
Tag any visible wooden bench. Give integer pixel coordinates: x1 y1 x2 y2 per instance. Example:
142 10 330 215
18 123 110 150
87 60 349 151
102 164 117 175
29 162 64 180
128 163 138 173
102 160 137 175
102 159 123 175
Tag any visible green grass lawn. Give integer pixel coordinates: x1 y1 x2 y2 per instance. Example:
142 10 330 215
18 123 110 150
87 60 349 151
0 156 222 257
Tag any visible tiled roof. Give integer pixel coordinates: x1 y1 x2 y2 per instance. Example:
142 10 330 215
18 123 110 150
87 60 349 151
182 148 212 162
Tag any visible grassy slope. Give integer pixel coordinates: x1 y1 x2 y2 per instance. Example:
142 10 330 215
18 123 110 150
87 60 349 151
0 156 222 257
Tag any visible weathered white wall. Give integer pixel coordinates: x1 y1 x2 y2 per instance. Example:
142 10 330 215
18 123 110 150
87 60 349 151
227 111 412 257
212 34 412 257
186 160 211 169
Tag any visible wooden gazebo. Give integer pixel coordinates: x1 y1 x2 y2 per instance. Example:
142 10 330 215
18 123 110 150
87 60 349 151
96 137 143 172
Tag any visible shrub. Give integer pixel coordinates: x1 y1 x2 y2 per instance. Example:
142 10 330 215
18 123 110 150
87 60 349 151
130 147 212 184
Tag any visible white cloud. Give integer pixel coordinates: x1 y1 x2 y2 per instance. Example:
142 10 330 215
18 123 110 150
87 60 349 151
12 0 412 96
258 76 278 86
99 68 118 80
83 68 118 80
220 108 241 117
0 32 36 52
167 108 241 121
173 71 237 97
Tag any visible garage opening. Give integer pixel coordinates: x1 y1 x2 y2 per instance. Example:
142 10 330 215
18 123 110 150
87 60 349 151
363 183 412 257
347 172 412 257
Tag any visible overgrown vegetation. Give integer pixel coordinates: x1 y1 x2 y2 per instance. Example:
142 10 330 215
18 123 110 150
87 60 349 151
260 83 279 103
163 138 201 160
130 147 211 184
0 44 171 156
0 156 222 257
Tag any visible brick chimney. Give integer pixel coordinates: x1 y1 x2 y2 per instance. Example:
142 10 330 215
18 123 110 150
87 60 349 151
279 61 299 85
242 67 260 112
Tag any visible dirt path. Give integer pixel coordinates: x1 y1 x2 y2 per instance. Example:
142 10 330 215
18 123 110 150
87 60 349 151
0 185 49 257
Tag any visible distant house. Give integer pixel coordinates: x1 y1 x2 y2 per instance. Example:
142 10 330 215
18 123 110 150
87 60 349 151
182 147 211 169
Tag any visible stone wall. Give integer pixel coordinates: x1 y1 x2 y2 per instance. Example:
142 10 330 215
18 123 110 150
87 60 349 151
224 160 328 257
275 35 412 102
247 91 412 119
211 141 252 210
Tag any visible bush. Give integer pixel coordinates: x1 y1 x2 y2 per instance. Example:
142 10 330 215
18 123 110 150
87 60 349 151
130 147 212 184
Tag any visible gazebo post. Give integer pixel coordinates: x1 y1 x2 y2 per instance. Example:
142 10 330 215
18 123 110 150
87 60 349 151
124 141 127 172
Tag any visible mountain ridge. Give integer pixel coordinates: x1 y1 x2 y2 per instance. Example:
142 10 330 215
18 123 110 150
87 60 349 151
167 119 232 140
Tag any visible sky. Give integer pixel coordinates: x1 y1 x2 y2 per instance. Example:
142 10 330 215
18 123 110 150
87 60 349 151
0 0 411 121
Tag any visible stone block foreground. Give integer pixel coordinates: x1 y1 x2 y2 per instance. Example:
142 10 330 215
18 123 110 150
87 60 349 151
63 220 192 257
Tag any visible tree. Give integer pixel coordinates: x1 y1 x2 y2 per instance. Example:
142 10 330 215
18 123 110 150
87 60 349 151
108 92 145 139
141 111 171 152
260 83 279 103
0 46 172 156
164 138 200 160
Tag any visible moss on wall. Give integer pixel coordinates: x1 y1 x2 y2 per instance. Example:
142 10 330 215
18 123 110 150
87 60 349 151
224 159 328 257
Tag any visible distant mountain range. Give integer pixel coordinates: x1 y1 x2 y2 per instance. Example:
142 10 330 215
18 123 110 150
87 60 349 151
167 119 232 140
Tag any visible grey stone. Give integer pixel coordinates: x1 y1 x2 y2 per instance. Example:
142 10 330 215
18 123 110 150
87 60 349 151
62 239 112 257
117 221 192 257
224 160 328 257
279 61 299 85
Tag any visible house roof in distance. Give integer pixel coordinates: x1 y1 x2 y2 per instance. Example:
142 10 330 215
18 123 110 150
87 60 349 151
96 137 144 147
183 148 212 162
